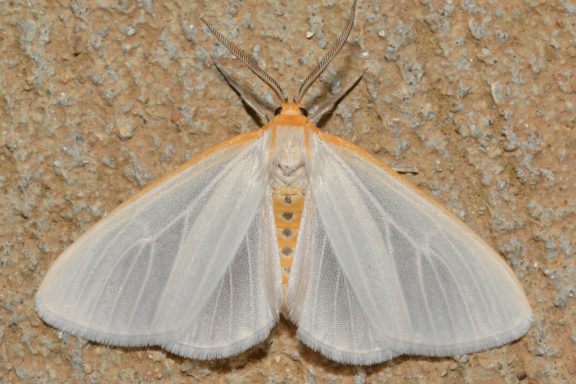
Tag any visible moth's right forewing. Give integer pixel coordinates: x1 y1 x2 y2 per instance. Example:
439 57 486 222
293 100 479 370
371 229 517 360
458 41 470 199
36 131 282 359
286 131 531 365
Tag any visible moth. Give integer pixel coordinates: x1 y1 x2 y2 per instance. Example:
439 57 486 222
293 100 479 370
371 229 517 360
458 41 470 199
36 1 532 365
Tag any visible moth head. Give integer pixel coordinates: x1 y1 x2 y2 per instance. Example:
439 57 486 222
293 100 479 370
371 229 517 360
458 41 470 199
274 104 308 117
202 0 358 125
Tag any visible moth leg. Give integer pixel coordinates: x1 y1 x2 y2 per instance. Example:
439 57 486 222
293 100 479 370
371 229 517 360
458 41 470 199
391 166 419 175
210 55 271 125
308 69 365 125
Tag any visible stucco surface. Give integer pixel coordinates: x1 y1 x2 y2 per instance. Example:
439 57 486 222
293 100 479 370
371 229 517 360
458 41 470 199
0 0 574 383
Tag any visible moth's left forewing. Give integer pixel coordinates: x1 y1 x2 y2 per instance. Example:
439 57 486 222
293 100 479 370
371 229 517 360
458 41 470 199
287 130 532 365
36 131 282 359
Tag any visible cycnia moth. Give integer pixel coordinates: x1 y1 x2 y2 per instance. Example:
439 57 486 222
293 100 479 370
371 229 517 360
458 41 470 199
36 0 532 365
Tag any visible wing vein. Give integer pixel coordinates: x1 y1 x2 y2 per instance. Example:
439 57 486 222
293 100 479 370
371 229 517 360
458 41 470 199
437 232 500 331
343 278 357 353
86 239 148 322
310 232 327 328
228 264 234 341
208 276 226 342
322 158 392 333
152 147 257 325
246 230 255 332
105 241 149 327
415 250 437 340
127 241 156 330
150 152 250 244
178 177 255 322
332 265 341 345
425 236 478 341
328 147 412 335
70 221 143 309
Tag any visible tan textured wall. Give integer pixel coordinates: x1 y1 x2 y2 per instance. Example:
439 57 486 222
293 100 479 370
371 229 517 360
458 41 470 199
1 0 574 383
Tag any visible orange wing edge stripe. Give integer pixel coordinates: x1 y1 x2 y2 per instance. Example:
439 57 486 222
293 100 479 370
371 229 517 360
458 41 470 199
109 131 263 215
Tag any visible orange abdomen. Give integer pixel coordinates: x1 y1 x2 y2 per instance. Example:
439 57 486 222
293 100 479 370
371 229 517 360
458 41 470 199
272 187 305 291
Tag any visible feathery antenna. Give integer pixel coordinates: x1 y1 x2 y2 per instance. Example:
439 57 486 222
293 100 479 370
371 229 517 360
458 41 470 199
294 0 357 103
202 18 288 103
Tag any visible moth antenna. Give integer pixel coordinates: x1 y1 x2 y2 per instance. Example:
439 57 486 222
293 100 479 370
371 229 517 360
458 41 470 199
294 0 357 103
202 18 288 103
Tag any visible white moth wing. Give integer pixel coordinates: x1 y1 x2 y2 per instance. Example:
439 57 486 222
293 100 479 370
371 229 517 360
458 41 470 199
36 132 282 359
286 192 390 364
286 132 531 365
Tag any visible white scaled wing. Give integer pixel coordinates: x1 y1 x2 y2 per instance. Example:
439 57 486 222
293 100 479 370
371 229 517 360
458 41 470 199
36 132 282 359
286 133 531 365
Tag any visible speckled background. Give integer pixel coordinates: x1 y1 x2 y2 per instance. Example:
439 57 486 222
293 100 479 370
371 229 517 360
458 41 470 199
1 0 574 383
